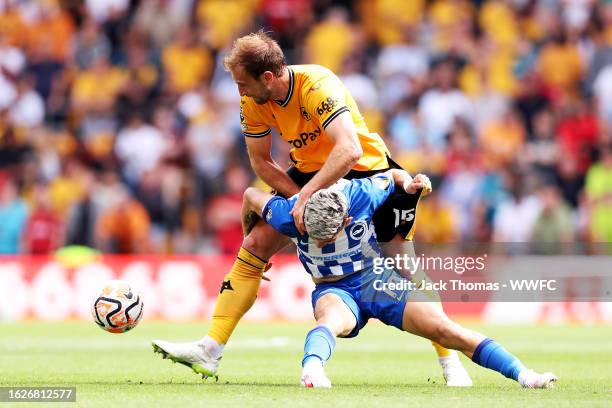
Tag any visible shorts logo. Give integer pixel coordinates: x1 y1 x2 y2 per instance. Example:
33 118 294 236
300 107 311 121
349 220 368 240
266 208 273 222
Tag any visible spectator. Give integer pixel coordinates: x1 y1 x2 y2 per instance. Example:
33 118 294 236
8 74 45 129
530 185 575 253
304 7 355 73
95 187 151 253
206 165 251 254
479 108 525 168
524 108 559 181
418 59 473 150
585 144 612 242
114 112 168 189
0 178 28 254
22 183 62 255
133 0 192 48
413 189 458 243
162 25 212 94
493 172 542 243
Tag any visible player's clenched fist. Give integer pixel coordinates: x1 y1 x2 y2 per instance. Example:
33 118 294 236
404 173 432 196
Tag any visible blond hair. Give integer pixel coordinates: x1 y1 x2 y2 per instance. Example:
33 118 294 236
304 189 349 240
224 30 286 78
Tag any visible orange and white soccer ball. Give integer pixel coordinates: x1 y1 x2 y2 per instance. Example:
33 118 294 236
92 280 143 333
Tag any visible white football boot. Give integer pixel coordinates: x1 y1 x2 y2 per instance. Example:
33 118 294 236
152 339 220 380
518 369 558 389
300 360 332 389
440 354 473 387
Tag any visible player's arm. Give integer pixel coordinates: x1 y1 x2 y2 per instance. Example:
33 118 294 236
241 187 275 235
245 135 300 198
388 169 432 196
352 170 432 214
243 187 298 237
290 111 362 233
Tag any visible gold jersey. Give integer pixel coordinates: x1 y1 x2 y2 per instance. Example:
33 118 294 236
240 64 390 173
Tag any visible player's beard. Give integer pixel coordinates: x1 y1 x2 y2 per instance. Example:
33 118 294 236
252 85 272 105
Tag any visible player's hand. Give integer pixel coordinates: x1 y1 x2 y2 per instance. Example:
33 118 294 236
290 191 311 234
404 173 432 196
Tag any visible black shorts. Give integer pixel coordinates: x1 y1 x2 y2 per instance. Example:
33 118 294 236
286 157 422 242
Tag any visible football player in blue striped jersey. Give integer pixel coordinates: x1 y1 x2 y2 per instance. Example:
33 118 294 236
242 170 557 389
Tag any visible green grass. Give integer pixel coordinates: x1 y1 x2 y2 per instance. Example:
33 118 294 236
0 321 610 407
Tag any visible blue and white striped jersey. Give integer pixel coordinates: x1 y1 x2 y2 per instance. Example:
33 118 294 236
262 171 395 279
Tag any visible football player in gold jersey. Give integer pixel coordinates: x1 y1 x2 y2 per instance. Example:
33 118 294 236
152 30 472 387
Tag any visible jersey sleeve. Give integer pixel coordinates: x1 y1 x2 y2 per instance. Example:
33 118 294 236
304 77 350 130
240 98 271 138
347 171 395 216
261 196 299 237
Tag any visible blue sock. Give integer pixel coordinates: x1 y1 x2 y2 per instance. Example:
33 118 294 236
471 338 526 381
302 325 336 367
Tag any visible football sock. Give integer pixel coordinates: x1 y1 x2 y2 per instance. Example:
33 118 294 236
302 325 336 367
471 338 526 381
207 247 267 344
432 341 454 358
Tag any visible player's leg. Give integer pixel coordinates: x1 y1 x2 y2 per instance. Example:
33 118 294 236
389 235 473 386
374 188 472 386
207 219 291 345
301 291 359 388
153 219 290 378
401 293 558 388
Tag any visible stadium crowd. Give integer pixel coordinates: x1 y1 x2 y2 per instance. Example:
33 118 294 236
0 0 610 255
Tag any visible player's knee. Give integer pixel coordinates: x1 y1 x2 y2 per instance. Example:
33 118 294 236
242 224 270 255
315 294 354 336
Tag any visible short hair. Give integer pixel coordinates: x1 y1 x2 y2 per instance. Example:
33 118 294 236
304 189 349 241
224 30 286 78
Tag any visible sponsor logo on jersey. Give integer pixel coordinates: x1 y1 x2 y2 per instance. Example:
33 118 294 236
316 97 339 116
287 127 321 148
300 107 311 121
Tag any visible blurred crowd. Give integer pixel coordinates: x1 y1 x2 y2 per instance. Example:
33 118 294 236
0 0 611 255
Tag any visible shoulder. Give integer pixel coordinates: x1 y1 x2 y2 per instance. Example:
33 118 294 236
292 64 335 81
293 64 342 93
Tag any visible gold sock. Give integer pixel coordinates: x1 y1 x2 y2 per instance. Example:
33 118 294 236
207 247 267 344
432 340 454 358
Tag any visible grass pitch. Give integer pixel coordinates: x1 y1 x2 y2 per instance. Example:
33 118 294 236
1 321 610 407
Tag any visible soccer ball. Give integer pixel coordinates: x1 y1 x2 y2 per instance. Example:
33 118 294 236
92 280 143 333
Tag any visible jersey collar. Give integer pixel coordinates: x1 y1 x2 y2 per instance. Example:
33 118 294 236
275 67 294 107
